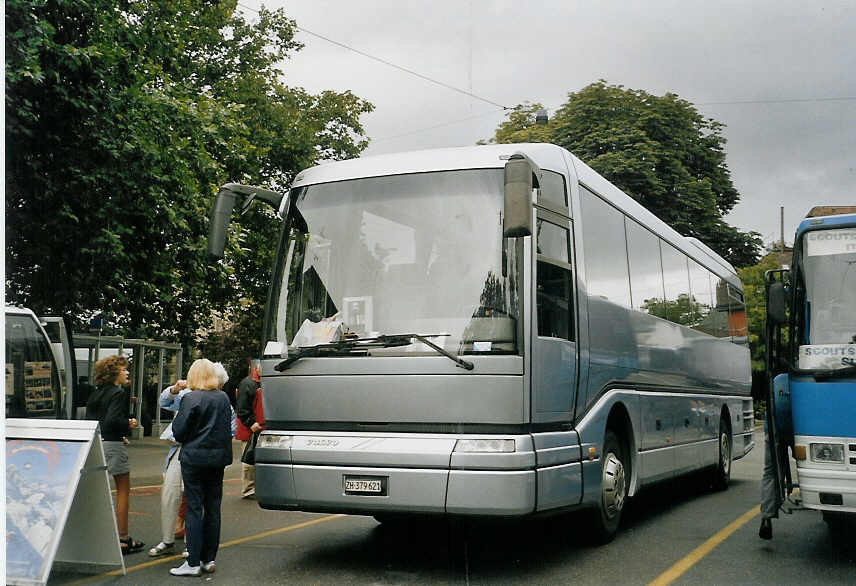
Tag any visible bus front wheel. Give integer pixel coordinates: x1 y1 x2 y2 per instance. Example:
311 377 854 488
591 430 628 543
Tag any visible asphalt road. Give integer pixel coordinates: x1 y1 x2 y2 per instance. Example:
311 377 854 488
48 429 855 585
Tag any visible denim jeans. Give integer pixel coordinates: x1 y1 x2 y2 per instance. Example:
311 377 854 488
181 463 224 566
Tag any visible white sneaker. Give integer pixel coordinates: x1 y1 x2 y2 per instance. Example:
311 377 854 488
201 561 216 573
169 561 201 576
182 549 189 558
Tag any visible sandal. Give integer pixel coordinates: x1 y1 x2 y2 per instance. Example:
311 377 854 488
120 536 145 555
148 541 175 557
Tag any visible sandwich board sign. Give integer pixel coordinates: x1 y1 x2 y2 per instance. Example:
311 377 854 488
5 419 125 584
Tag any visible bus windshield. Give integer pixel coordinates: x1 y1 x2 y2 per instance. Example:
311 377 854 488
264 169 521 356
802 227 856 347
5 312 63 418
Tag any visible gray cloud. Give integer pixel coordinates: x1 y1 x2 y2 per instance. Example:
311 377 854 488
249 0 856 245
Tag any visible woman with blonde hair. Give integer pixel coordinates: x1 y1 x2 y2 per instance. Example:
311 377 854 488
169 359 233 576
85 355 143 554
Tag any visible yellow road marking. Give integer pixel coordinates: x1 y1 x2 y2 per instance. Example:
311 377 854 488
648 505 760 586
111 477 239 495
67 514 344 584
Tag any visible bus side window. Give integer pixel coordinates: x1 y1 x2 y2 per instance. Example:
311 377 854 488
626 218 665 316
537 170 568 211
727 284 748 340
536 217 574 341
660 241 692 326
580 187 632 308
711 277 732 338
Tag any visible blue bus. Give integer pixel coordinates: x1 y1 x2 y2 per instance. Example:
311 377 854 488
765 206 856 526
209 143 754 541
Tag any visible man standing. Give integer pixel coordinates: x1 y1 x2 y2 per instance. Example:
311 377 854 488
235 360 263 498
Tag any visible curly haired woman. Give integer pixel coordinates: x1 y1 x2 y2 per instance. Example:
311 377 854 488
85 355 144 554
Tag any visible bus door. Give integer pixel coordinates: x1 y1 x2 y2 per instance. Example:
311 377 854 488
532 210 577 423
764 269 792 509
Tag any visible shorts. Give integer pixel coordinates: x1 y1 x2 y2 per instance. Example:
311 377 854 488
103 440 130 476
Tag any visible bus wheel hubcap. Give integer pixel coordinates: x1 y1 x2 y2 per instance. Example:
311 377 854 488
602 452 626 518
720 433 730 475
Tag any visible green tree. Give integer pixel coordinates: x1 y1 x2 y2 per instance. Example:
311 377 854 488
6 0 373 350
485 81 762 267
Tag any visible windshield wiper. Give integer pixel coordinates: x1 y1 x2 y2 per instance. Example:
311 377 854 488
274 334 474 371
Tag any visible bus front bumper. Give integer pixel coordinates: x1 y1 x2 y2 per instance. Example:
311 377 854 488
255 463 536 516
252 431 581 516
796 467 856 513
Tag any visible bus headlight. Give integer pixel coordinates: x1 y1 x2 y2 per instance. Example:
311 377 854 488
454 439 515 453
810 443 844 463
258 434 292 449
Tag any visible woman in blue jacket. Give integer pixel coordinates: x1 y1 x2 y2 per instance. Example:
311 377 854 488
169 359 233 576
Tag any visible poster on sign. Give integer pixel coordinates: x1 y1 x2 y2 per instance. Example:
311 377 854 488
5 419 125 585
6 439 88 581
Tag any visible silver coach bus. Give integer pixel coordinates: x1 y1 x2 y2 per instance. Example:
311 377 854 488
208 143 754 541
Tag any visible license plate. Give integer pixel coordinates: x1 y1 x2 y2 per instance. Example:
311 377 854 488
344 476 385 495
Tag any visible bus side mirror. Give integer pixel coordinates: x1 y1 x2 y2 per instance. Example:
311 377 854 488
208 188 237 260
767 282 787 325
208 183 285 261
503 157 533 238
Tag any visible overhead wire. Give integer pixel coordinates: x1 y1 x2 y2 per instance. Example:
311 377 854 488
235 2 855 142
236 2 509 111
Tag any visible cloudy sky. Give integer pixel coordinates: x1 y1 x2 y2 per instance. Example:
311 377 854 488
242 0 855 246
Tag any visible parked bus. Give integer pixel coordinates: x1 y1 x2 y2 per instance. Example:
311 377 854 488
5 306 68 419
208 143 754 540
765 206 856 527
40 315 80 418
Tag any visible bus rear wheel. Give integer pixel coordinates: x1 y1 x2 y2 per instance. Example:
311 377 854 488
591 430 627 543
711 415 732 491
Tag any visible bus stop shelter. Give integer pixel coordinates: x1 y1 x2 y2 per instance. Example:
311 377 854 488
75 335 183 440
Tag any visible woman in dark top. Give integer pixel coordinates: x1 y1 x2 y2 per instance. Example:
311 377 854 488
169 358 234 577
85 355 143 554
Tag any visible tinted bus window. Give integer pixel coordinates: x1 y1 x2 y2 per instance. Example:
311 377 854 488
538 170 568 209
536 218 573 340
5 314 62 418
581 187 631 308
626 219 665 316
710 276 732 338
660 242 692 326
689 260 714 334
727 284 748 339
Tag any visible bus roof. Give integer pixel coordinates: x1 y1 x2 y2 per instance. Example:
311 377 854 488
796 210 856 239
291 143 569 187
805 205 856 218
5 305 38 318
